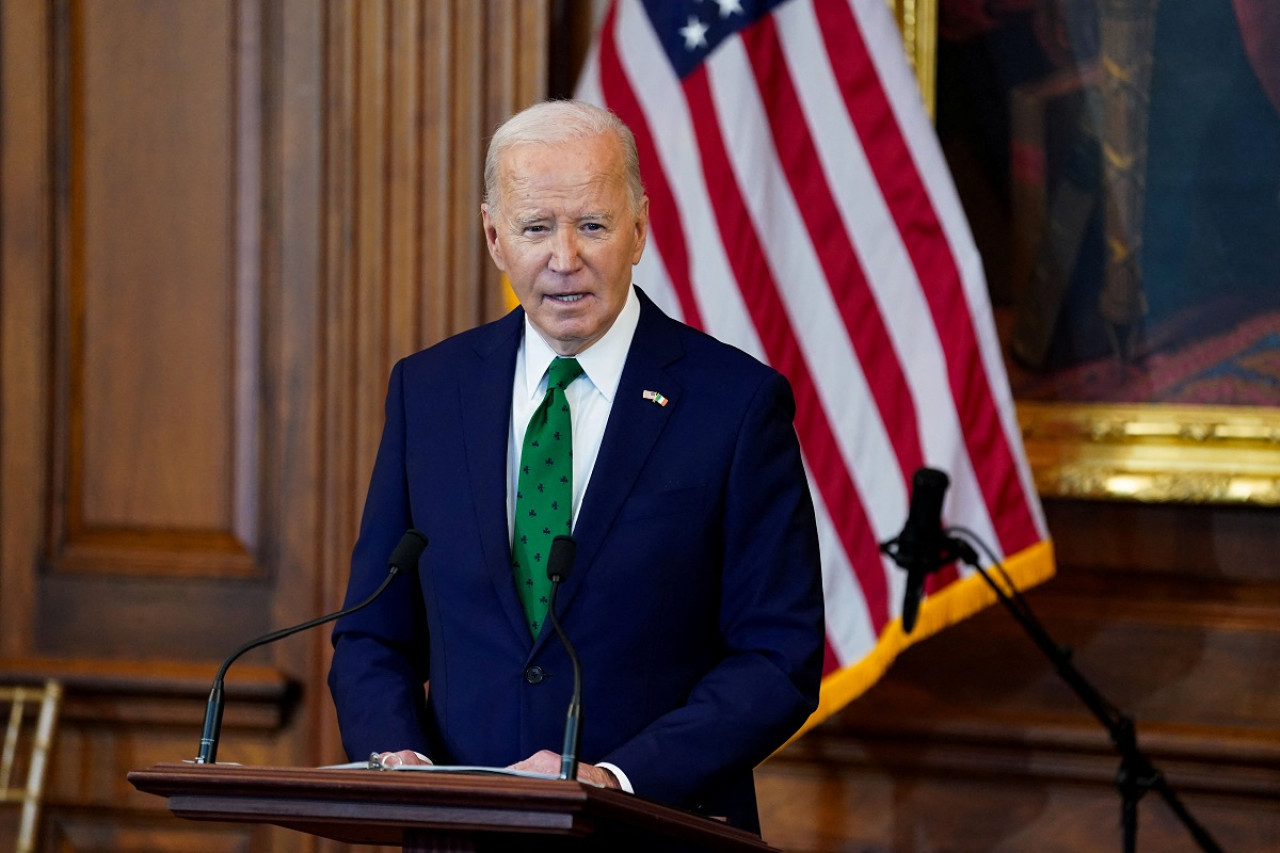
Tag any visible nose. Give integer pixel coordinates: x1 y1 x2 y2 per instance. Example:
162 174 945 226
548 229 582 273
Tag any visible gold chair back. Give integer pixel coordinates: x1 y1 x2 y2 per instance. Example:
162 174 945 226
0 681 62 853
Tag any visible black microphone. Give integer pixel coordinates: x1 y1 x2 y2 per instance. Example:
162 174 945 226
545 535 582 781
880 467 956 634
194 529 428 764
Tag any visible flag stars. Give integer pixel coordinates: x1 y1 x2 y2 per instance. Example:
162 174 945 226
680 15 709 50
713 0 743 18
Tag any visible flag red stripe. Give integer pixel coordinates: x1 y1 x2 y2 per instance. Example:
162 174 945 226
682 64 890 630
823 639 840 677
740 14 925 483
815 0 1040 553
597 3 705 329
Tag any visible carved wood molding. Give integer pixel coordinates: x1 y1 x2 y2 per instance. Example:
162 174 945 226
779 716 1280 801
0 657 296 731
37 0 273 581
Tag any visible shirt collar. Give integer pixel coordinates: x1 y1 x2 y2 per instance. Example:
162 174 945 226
521 285 639 403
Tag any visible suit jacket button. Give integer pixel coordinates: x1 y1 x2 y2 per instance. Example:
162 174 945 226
524 665 544 684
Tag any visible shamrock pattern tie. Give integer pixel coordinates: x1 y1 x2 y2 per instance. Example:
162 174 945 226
512 357 584 637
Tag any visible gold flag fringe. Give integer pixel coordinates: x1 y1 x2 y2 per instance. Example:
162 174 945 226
788 538 1056 743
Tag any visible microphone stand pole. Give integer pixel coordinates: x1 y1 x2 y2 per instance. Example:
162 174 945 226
943 529 1222 853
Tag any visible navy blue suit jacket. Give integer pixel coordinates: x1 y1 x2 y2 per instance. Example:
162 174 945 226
328 289 824 831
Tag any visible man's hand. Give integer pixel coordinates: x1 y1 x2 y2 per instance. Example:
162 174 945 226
508 749 619 788
372 749 432 768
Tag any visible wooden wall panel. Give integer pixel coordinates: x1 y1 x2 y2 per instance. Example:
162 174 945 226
39 0 271 654
0 0 54 656
2 0 549 849
50 0 264 586
0 4 291 848
72 0 244 539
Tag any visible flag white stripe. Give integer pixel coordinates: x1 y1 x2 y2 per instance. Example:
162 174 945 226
633 236 682 321
848 0 1043 538
703 36 909 542
785 0 1008 552
808 460 879 663
776 5 955 462
762 1 1007 553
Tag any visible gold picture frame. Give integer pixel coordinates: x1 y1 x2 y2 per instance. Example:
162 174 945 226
903 1 1280 506
888 0 937 117
1020 402 1280 505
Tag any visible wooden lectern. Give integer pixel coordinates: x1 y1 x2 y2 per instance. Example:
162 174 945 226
128 763 778 852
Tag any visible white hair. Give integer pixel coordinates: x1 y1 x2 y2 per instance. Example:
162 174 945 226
483 100 644 213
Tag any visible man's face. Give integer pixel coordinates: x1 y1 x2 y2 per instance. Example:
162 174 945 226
482 133 648 356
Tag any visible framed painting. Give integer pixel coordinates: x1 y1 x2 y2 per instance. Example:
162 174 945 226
926 0 1280 504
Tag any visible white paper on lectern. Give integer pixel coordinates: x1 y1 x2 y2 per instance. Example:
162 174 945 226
320 761 556 780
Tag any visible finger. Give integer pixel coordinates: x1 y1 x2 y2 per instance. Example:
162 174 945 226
508 750 559 773
371 751 404 769
373 749 431 769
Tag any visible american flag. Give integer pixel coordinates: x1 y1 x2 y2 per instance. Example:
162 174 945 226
576 0 1054 726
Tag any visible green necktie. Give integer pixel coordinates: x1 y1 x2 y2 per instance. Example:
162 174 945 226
512 357 584 637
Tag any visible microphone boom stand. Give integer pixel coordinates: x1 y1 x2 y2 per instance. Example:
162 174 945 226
546 535 583 781
938 528 1222 853
195 529 427 765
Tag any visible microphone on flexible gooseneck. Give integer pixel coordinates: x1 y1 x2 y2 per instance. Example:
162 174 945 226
194 529 428 764
879 468 970 634
545 535 582 781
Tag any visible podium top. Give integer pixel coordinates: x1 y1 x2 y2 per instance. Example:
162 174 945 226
127 762 778 851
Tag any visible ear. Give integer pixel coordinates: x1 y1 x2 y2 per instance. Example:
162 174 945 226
630 195 650 265
481 203 507 271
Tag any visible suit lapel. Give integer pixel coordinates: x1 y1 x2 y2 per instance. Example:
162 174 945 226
458 310 532 646
542 293 685 631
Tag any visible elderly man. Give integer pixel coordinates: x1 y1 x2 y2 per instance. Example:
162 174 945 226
328 99 824 832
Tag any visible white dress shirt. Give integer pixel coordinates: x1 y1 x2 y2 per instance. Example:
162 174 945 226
506 284 641 793
508 285 640 536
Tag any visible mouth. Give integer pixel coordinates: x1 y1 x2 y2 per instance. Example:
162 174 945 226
547 293 587 304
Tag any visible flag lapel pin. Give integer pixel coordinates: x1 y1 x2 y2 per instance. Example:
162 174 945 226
642 390 669 407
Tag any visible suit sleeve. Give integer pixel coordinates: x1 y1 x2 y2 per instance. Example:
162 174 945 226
598 370 825 808
327 360 433 760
